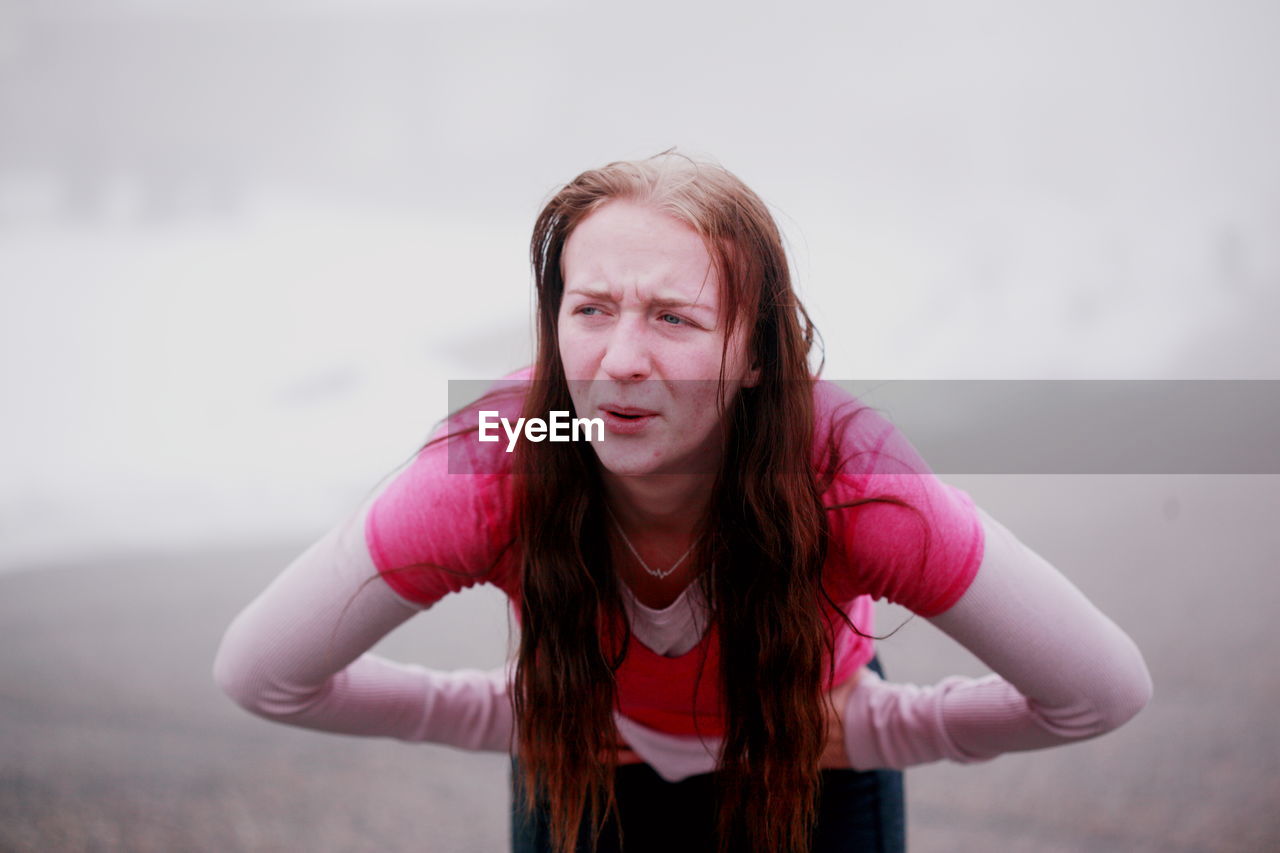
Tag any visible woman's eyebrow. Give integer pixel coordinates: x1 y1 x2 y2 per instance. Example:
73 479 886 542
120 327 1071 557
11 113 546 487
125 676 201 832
652 296 714 313
564 286 716 313
563 286 618 301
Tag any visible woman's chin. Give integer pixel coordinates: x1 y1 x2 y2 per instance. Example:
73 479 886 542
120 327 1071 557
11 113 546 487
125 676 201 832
593 453 668 478
591 446 714 478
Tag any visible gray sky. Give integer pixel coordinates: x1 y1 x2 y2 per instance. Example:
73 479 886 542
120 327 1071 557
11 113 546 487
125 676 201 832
2 0 1277 568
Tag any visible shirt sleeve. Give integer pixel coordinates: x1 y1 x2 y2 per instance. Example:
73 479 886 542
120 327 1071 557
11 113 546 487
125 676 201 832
365 384 525 608
815 380 984 616
212 498 517 751
212 371 531 749
841 506 1154 770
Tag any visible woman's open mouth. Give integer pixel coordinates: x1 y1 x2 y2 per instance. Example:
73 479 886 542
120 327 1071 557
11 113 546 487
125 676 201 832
600 407 657 434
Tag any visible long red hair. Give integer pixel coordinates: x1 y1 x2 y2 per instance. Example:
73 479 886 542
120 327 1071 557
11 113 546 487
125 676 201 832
511 150 869 853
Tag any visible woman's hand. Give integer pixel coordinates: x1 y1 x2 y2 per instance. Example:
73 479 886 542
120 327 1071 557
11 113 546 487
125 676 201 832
819 667 864 769
606 719 646 766
612 744 645 766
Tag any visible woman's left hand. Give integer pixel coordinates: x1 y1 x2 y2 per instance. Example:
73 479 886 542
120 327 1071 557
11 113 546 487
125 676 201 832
606 721 646 766
819 667 864 769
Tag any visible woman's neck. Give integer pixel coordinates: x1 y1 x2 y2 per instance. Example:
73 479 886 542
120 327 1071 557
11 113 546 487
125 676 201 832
601 472 714 538
602 471 714 608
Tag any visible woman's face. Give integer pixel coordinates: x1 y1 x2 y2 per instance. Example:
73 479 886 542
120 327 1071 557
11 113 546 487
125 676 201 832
557 200 759 478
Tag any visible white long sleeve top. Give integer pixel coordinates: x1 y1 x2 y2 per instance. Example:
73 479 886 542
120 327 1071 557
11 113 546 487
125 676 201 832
213 498 1153 781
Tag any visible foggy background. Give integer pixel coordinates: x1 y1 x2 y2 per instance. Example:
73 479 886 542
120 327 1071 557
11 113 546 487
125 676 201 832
2 1 1278 851
3 0 1277 568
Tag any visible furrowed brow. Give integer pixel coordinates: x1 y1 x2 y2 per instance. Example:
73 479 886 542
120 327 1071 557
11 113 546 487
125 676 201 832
564 286 619 301
564 286 714 314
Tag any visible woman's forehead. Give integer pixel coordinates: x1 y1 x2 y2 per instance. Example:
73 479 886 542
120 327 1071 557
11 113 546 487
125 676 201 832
562 200 722 307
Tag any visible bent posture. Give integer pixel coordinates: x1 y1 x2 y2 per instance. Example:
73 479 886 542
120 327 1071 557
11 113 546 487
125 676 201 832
215 152 1152 853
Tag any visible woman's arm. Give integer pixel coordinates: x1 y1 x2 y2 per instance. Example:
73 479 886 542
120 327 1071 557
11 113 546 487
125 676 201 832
212 500 515 752
839 506 1154 770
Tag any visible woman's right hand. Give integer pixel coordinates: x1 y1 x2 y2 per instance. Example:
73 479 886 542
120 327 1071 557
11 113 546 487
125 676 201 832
215 501 515 751
608 721 646 766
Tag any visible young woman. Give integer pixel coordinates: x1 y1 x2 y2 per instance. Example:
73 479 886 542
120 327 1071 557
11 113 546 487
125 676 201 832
214 152 1153 853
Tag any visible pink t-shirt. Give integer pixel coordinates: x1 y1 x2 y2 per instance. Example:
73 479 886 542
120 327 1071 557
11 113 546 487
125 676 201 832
364 369 984 737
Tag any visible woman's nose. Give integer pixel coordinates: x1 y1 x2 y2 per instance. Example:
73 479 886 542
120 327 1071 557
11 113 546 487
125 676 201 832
599 320 651 381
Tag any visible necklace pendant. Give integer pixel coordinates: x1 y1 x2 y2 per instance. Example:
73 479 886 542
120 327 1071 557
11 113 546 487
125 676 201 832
606 507 699 581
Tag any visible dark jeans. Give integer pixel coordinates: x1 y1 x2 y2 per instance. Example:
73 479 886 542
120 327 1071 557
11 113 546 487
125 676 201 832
510 656 906 852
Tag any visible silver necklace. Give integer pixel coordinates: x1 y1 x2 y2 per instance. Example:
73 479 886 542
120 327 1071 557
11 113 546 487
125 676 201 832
605 506 700 580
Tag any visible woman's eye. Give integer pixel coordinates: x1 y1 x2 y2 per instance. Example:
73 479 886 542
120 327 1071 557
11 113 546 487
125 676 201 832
577 306 603 316
659 313 686 326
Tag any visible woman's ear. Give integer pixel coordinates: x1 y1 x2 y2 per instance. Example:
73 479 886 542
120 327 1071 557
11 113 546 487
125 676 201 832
743 361 762 389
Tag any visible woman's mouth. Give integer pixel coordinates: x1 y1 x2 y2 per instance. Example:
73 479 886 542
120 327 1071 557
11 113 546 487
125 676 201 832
600 408 657 434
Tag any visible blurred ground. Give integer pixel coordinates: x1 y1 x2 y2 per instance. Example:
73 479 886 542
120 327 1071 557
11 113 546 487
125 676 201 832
878 475 1280 853
1 474 1277 852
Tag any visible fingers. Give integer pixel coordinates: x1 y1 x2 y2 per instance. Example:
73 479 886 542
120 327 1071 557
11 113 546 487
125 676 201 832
614 747 644 766
819 665 879 769
595 743 645 766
